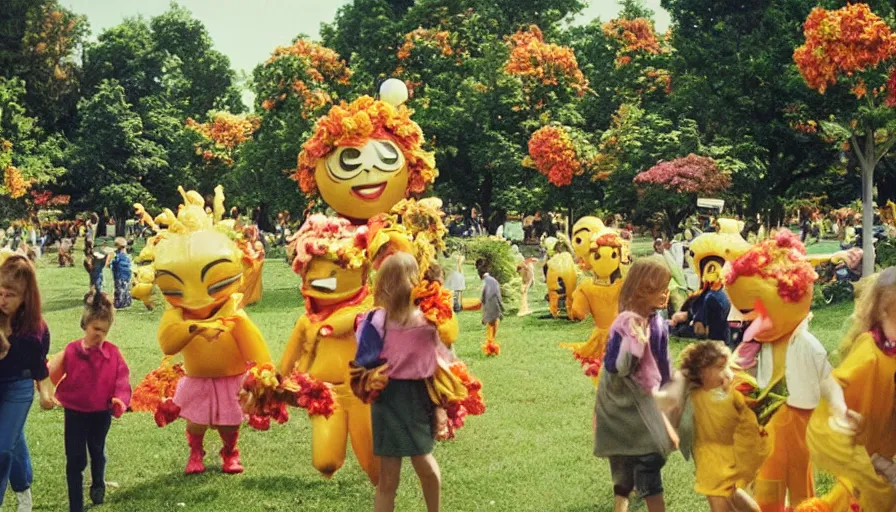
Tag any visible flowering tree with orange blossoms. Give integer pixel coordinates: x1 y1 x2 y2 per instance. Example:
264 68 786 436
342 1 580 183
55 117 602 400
257 39 352 117
185 112 261 167
233 39 354 216
505 25 589 109
523 124 596 187
794 3 896 276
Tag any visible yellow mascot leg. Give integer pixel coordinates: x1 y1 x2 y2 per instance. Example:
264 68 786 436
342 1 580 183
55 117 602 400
344 389 379 485
548 291 560 318
756 405 814 512
310 401 348 479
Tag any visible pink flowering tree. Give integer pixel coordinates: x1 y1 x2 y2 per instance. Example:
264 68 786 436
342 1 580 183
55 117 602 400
634 154 731 235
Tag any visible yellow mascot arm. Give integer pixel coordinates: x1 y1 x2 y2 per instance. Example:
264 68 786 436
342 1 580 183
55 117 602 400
569 286 590 321
438 314 460 348
232 311 272 365
157 308 198 356
279 316 309 375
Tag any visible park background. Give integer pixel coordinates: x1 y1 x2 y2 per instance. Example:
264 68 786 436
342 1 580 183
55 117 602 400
4 0 896 510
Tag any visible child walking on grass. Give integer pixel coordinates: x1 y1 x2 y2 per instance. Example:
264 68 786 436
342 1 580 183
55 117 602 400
594 258 675 512
357 252 445 512
677 341 766 512
109 237 132 309
50 292 131 512
476 258 504 356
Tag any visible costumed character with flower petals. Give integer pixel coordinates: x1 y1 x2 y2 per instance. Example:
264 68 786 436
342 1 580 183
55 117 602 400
724 231 830 511
795 268 896 512
562 228 625 381
132 186 273 476
543 235 577 319
671 219 751 345
570 216 605 266
238 225 265 307
279 215 378 483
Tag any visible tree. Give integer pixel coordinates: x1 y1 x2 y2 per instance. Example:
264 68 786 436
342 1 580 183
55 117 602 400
233 38 354 220
793 3 896 276
67 79 164 221
661 0 841 222
0 0 88 134
634 154 731 233
0 77 67 220
149 4 244 117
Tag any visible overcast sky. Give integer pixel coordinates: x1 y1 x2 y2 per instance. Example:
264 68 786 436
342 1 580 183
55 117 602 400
62 0 671 75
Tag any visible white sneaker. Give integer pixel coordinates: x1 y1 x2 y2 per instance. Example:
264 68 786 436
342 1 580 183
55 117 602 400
15 488 32 512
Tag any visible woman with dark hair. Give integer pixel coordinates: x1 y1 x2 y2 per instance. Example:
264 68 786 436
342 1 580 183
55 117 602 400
0 254 54 512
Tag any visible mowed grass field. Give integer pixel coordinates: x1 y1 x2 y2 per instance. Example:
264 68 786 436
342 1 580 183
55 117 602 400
6 246 853 511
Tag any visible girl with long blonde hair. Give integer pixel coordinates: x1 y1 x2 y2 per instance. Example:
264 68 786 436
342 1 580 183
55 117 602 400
360 252 445 512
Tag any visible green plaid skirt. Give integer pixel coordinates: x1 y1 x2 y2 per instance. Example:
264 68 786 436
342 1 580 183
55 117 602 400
372 379 434 457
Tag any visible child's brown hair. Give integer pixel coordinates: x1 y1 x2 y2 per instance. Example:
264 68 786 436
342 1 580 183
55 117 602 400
0 254 43 335
678 341 731 387
618 258 671 317
81 291 114 330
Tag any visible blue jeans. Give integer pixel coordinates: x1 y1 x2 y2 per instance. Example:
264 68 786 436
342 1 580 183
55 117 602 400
0 378 34 504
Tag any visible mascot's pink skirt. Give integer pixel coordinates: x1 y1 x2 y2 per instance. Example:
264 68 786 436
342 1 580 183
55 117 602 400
173 374 244 426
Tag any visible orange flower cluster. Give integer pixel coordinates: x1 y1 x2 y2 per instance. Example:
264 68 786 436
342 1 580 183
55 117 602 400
523 125 583 187
443 361 485 439
642 67 672 94
185 112 260 166
397 28 455 60
794 4 896 93
725 230 818 303
4 166 29 199
482 340 500 356
413 279 454 326
240 363 337 430
263 39 352 113
602 18 663 56
131 357 185 413
505 25 588 96
888 68 896 106
295 96 437 196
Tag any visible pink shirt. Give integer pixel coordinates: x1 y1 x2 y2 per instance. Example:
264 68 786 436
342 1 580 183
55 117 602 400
361 309 440 380
55 339 132 413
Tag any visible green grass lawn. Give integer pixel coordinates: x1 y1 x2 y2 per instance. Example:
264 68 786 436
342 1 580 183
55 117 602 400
6 252 854 511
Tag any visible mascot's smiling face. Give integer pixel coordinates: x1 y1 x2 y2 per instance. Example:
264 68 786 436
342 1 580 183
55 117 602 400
314 138 409 221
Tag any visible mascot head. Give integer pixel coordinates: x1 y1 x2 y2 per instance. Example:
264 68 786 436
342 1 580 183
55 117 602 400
295 80 437 221
724 230 817 342
290 214 369 307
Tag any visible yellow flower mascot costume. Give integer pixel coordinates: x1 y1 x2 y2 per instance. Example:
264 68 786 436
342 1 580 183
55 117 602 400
135 187 273 475
279 215 379 483
543 235 578 319
563 228 625 380
724 230 830 511
238 225 265 308
796 267 896 512
283 78 479 482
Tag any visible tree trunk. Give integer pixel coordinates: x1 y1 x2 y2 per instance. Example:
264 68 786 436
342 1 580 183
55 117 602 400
480 169 493 234
862 161 875 277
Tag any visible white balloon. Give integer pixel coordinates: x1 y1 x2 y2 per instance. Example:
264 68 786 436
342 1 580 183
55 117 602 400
379 78 409 106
